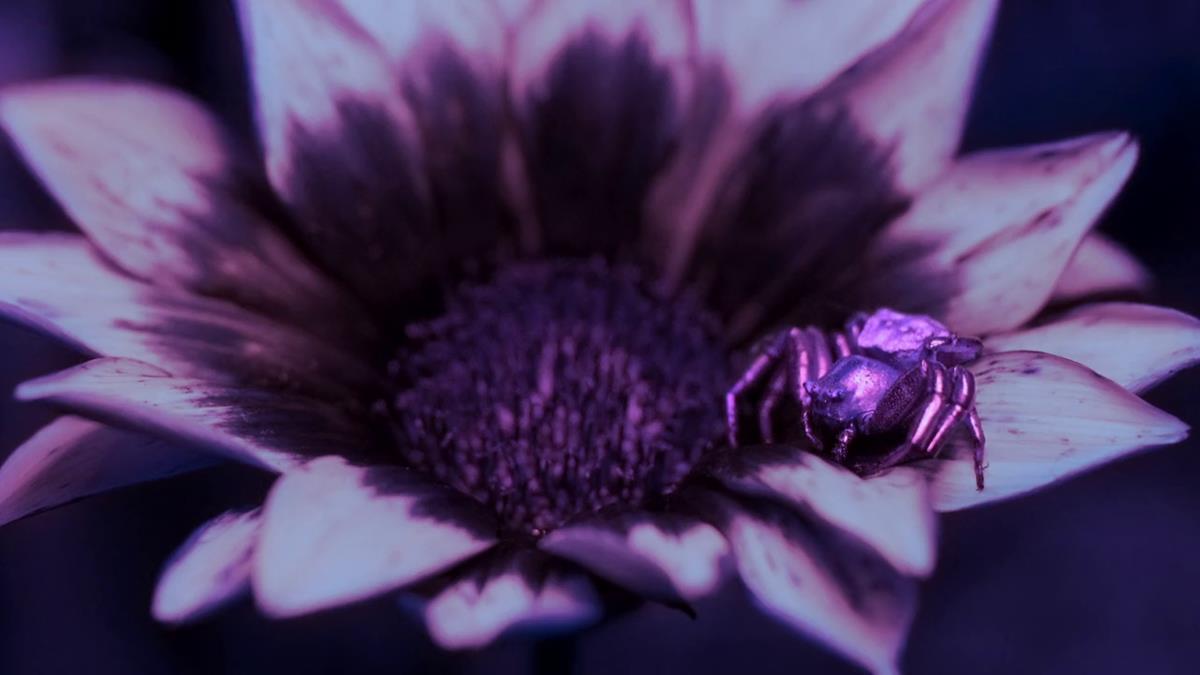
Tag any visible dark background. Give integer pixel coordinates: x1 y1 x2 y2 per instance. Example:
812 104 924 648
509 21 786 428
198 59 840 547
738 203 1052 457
0 1 1198 673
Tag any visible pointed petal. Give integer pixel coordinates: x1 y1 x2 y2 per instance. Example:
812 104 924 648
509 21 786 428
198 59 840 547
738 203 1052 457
0 232 374 394
838 0 1000 189
1050 233 1151 304
509 1 692 257
707 447 936 577
423 549 600 649
695 490 917 675
16 358 373 473
649 1 922 288
0 416 214 527
254 456 497 617
152 509 260 624
540 511 730 603
987 303 1200 393
691 0 923 114
237 0 437 309
0 79 352 324
924 351 1189 511
873 132 1139 334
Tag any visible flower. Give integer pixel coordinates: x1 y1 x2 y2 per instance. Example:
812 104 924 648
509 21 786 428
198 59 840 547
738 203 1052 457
0 1 1195 673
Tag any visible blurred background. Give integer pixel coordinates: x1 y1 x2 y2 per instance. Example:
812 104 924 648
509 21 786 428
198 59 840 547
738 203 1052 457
0 1 1197 673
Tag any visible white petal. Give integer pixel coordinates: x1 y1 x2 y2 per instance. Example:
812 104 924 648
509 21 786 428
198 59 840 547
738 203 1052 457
987 303 1200 393
710 449 937 577
1050 233 1151 304
17 358 372 473
0 232 374 394
924 351 1189 511
877 132 1139 334
701 492 916 675
0 416 213 527
423 550 600 649
0 79 349 322
152 509 260 624
691 0 923 114
254 456 496 618
839 0 1000 189
540 512 730 602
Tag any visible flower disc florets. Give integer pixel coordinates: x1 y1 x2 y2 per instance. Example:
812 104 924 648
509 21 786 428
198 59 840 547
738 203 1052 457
387 259 729 536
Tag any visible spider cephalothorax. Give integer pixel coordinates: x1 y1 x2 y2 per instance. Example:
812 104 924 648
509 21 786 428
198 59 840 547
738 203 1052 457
727 308 988 488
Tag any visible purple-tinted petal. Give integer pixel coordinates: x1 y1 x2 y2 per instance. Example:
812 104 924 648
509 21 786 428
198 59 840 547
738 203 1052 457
708 447 936 577
152 508 260 624
691 0 922 114
987 303 1200 393
237 0 438 310
650 1 922 285
540 511 730 603
1050 233 1151 304
922 351 1188 511
16 358 373 473
873 132 1139 334
0 233 375 394
0 79 354 326
838 0 999 190
0 416 213 527
422 549 600 649
695 490 917 675
337 0 514 278
509 1 691 257
253 456 497 618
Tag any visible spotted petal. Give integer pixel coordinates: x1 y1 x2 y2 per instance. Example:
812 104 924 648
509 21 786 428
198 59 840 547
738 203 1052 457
695 490 917 675
422 549 600 649
152 509 260 624
540 512 730 603
254 456 497 618
925 351 1188 511
0 232 374 394
16 358 372 473
837 0 1000 190
987 303 1200 393
0 416 213 527
1050 233 1151 304
0 79 352 325
707 447 937 577
874 132 1139 334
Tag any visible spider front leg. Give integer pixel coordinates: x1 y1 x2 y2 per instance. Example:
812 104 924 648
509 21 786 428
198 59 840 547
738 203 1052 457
904 361 987 489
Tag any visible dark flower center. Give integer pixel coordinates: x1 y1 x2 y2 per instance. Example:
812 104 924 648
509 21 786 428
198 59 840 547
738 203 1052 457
386 260 728 536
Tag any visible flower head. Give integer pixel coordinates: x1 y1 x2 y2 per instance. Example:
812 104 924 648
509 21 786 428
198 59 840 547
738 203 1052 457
0 2 1196 673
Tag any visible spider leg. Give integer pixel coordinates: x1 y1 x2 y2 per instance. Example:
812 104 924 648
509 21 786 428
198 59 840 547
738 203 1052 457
924 366 976 453
786 327 830 450
921 366 987 489
903 360 951 455
726 332 790 446
758 369 789 443
967 407 987 490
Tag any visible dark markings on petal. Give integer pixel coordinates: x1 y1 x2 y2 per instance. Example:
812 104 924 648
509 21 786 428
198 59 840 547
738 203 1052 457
523 29 680 259
284 100 439 317
847 238 960 324
686 99 910 340
357 464 500 541
401 44 512 272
